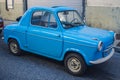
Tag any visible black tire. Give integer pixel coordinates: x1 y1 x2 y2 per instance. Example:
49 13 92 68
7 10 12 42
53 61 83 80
8 39 22 56
64 53 87 76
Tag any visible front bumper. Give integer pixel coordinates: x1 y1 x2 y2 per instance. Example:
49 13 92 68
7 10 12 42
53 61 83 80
89 48 114 64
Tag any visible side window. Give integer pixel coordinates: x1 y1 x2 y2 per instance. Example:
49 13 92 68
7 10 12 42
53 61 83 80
40 12 50 27
31 11 43 25
31 10 57 28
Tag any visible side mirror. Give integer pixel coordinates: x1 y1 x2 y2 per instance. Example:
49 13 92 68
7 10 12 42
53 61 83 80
16 16 22 22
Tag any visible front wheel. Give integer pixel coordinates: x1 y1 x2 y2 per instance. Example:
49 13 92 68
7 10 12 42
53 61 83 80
8 39 22 56
64 53 87 76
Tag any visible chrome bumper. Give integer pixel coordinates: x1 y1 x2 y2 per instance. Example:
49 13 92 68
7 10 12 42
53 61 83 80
90 48 114 64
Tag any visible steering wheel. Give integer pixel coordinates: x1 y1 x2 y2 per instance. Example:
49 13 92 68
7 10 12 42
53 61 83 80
70 18 79 24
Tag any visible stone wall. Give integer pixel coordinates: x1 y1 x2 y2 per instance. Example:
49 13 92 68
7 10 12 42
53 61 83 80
0 0 24 20
86 0 120 34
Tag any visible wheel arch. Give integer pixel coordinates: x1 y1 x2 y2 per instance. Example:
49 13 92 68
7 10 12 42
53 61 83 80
8 37 16 42
8 37 18 43
63 50 87 65
7 36 22 49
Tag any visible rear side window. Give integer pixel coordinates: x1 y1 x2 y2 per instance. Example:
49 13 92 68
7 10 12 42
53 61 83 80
31 11 44 25
31 10 57 28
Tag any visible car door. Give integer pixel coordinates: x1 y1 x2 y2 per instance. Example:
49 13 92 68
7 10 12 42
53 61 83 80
27 10 63 58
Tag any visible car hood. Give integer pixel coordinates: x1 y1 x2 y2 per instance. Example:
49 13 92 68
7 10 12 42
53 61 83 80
64 26 114 45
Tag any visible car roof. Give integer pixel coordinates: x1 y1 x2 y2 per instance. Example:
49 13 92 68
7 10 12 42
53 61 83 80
29 6 75 12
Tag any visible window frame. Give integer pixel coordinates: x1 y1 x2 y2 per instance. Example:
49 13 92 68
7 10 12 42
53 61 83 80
31 10 58 29
57 10 85 29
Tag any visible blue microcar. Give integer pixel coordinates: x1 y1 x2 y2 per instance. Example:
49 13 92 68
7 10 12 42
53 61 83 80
4 6 116 76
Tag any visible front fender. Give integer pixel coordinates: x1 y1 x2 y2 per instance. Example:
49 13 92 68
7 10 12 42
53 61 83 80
6 36 23 50
59 41 98 65
60 47 90 65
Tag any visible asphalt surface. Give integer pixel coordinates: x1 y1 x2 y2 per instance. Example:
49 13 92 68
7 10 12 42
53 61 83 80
0 33 120 80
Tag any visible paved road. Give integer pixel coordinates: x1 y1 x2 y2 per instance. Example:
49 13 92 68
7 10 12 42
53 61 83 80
0 33 120 80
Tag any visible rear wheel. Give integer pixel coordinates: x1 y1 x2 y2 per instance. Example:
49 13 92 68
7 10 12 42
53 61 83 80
64 53 87 76
8 39 22 56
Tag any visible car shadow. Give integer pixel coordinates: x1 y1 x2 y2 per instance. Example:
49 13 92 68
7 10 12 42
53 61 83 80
82 65 116 80
22 51 117 80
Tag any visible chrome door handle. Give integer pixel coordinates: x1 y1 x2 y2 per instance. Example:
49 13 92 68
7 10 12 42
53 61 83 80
47 33 61 37
55 34 61 37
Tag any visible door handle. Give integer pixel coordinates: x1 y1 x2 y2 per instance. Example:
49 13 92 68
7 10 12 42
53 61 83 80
51 34 61 37
47 32 61 37
55 34 61 37
52 34 60 37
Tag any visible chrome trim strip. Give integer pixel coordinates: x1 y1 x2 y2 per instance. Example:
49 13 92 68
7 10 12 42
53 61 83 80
28 32 96 48
90 48 114 64
64 40 96 48
27 33 62 42
8 29 62 42
8 30 96 48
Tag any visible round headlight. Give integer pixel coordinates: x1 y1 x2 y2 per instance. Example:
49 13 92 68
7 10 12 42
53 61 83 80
98 41 103 51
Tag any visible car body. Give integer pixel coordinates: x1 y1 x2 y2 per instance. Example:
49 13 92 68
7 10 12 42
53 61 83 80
0 16 4 33
4 6 116 76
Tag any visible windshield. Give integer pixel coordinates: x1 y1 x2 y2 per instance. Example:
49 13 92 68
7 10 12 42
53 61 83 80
58 10 84 29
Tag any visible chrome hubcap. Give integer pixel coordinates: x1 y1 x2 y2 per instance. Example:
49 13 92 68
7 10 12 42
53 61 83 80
10 42 18 54
67 57 81 72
